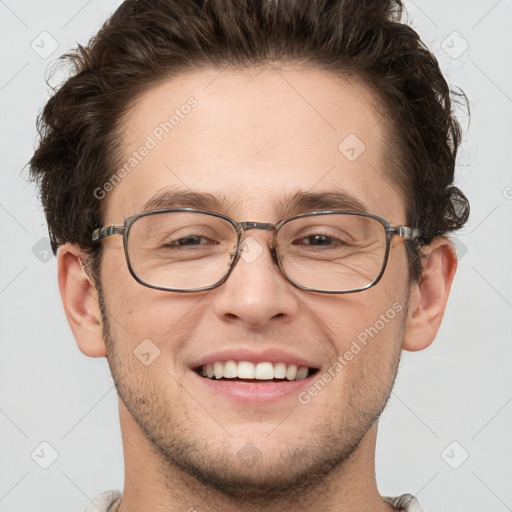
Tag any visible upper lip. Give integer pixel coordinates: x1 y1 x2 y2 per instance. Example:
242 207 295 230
190 348 321 370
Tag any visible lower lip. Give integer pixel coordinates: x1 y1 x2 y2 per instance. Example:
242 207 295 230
191 371 315 403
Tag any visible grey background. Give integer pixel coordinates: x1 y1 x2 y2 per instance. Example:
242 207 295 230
1 0 511 510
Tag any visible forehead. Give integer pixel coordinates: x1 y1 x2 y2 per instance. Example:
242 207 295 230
104 66 405 223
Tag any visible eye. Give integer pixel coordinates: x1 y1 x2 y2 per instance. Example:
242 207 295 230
165 235 215 247
171 235 210 246
292 232 351 248
298 234 337 246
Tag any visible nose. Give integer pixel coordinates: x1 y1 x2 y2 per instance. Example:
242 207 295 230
212 233 300 328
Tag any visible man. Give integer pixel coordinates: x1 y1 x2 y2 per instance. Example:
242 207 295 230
29 0 469 510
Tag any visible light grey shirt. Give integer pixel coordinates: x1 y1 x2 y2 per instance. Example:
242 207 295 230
82 490 427 511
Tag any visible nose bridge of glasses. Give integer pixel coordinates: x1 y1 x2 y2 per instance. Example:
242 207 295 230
239 221 276 232
237 221 277 245
235 221 279 259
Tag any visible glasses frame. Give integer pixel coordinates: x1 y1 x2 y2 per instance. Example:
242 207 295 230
92 208 419 294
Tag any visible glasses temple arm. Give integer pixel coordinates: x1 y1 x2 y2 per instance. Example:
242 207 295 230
92 225 125 241
389 226 420 241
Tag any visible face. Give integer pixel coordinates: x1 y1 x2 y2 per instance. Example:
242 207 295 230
98 67 412 497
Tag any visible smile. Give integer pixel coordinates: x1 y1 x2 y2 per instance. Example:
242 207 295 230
195 360 318 382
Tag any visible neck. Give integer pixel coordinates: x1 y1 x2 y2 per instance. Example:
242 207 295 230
116 401 396 512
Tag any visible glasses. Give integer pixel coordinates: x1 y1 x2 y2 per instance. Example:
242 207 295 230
92 208 419 294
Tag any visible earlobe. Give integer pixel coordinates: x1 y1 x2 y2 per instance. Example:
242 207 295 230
402 238 458 352
57 243 107 358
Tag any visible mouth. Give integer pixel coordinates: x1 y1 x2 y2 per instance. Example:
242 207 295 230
194 360 319 383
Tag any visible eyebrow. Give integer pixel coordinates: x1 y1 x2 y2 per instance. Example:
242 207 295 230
142 188 225 212
141 187 368 218
278 190 367 216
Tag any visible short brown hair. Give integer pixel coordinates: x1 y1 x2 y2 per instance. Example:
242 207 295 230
29 0 469 282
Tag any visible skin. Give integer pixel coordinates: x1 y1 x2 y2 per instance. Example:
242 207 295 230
58 66 457 512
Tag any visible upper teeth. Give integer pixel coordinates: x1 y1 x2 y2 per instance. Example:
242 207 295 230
199 361 310 381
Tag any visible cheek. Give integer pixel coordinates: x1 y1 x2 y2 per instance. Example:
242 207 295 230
310 279 408 346
303 268 409 382
318 293 406 409
100 248 205 365
296 293 405 429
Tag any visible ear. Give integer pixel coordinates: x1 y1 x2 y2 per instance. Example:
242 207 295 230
57 243 107 357
402 237 457 352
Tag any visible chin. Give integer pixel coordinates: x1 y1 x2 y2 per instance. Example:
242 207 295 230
146 420 369 501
